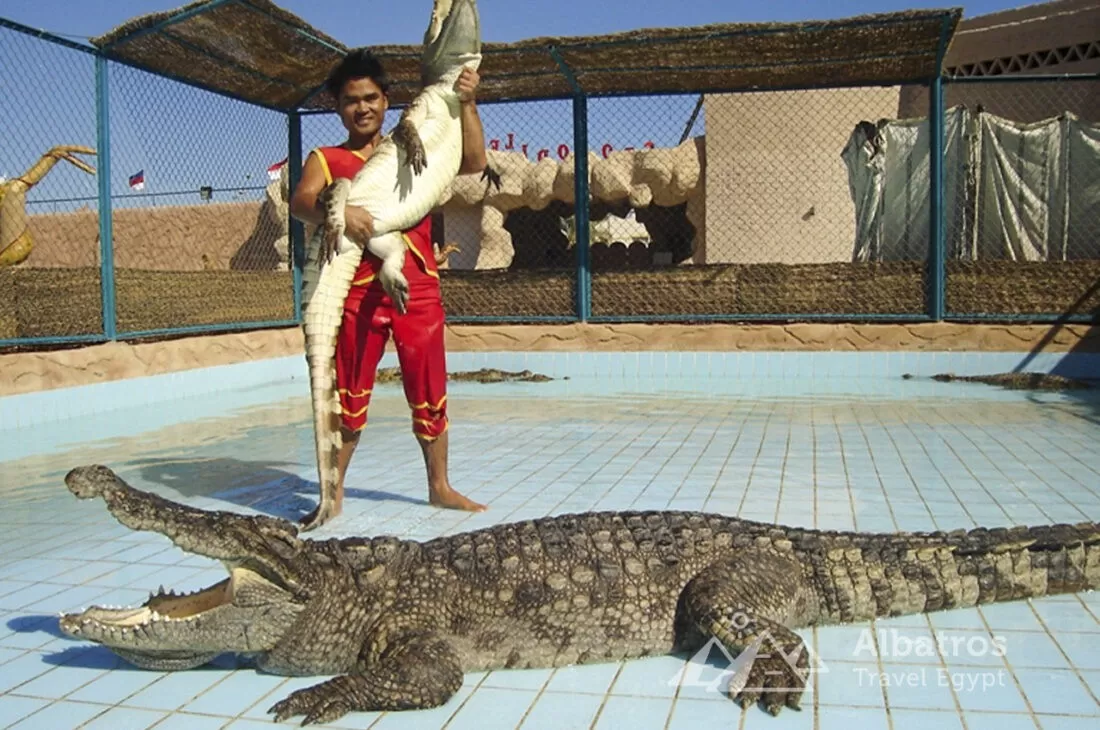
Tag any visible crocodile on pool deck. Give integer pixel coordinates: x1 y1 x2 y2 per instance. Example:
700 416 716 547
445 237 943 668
58 465 1100 726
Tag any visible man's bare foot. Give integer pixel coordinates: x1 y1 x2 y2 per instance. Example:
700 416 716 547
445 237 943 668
429 483 486 512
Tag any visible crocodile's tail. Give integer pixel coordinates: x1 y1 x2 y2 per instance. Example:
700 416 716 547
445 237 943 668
948 520 1100 604
856 520 1100 619
299 227 362 531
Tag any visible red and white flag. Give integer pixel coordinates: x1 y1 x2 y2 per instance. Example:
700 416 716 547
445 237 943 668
267 158 287 181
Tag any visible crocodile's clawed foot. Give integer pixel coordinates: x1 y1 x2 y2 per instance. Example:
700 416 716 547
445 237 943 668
408 140 428 176
379 266 411 315
317 179 351 264
481 165 502 191
392 281 410 315
393 118 428 176
269 678 356 726
434 243 460 265
728 642 809 715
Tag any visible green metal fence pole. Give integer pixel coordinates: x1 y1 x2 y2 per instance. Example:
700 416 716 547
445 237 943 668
927 19 950 322
288 111 304 322
572 92 591 322
928 74 946 321
95 54 117 340
550 46 590 322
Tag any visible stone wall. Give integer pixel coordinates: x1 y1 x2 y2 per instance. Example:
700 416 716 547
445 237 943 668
3 322 1097 397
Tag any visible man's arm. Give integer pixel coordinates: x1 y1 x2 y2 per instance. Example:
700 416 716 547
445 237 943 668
288 153 329 228
455 68 487 175
289 151 374 246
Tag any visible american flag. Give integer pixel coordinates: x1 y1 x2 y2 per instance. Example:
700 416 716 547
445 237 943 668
128 170 145 191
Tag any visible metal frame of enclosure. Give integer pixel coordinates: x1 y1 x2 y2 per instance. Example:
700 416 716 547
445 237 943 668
2 0 1096 350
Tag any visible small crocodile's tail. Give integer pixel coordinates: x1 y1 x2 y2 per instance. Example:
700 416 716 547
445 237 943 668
299 227 362 531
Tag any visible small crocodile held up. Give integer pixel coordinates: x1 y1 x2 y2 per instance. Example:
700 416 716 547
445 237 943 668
59 465 1099 726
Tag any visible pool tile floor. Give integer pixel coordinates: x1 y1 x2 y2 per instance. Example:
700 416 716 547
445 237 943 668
1 375 1098 729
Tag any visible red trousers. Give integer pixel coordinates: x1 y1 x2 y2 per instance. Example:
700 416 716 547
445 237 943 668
335 285 448 441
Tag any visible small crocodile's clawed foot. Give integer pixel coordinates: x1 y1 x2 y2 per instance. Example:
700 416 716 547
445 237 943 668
393 286 410 315
434 243 460 265
299 503 339 532
409 142 428 176
318 179 351 264
393 117 428 176
481 165 502 191
379 267 411 315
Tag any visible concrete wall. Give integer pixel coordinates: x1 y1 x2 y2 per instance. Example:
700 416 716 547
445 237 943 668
438 204 485 270
901 0 1100 120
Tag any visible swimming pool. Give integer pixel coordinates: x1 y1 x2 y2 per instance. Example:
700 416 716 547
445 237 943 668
1 349 1098 729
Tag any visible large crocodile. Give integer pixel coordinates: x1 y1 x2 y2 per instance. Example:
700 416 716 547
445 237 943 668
299 0 493 532
58 465 1099 725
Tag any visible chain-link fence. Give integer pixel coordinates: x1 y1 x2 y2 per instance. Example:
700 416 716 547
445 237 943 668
438 98 579 321
106 61 293 336
939 76 1100 322
1 20 295 350
1 22 102 343
585 86 933 320
3 13 1097 349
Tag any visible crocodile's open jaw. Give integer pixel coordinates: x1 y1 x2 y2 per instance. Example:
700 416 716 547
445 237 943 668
60 565 303 670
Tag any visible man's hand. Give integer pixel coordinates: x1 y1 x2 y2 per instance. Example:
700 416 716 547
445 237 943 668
322 203 374 263
343 205 375 246
455 67 479 104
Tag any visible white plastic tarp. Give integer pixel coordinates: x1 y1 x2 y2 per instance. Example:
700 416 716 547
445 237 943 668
843 107 1100 262
842 106 968 262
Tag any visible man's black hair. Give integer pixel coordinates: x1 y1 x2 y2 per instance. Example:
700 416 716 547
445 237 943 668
325 48 392 99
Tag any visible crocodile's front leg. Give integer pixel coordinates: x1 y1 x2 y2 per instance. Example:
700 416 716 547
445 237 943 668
64 465 300 560
678 550 817 715
268 630 463 725
391 104 428 176
316 178 352 266
315 178 410 313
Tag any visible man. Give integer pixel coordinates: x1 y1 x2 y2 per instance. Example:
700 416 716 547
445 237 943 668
290 48 487 521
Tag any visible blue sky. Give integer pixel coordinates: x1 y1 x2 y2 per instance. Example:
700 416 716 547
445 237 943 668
2 0 1030 212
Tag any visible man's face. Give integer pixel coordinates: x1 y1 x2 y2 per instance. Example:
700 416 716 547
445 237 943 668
337 76 388 138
